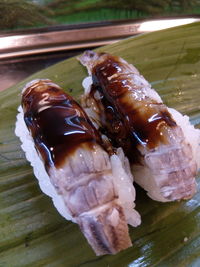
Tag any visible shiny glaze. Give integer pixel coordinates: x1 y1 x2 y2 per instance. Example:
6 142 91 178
22 80 101 169
91 55 177 157
90 84 141 162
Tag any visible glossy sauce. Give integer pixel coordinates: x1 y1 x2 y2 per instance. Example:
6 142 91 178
22 80 101 169
91 55 177 161
90 84 141 162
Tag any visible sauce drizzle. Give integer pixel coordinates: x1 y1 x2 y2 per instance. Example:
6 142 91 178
22 80 102 169
91 55 177 161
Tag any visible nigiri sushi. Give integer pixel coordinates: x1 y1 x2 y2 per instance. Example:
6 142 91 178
15 79 141 255
79 51 200 202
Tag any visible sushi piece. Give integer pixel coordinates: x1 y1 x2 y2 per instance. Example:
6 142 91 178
15 79 141 255
79 51 200 202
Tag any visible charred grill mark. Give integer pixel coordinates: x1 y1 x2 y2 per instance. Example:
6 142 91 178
22 80 103 169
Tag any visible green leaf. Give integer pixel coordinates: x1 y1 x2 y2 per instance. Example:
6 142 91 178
0 22 200 267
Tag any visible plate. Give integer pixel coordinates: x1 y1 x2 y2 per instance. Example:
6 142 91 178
0 22 200 267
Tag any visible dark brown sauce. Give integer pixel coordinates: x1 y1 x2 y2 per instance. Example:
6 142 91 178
90 84 141 162
22 80 102 169
91 55 177 162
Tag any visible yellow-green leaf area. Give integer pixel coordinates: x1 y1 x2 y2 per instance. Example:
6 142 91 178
0 22 200 267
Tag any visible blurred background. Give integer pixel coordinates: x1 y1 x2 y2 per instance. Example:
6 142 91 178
1 0 200 30
1 0 200 91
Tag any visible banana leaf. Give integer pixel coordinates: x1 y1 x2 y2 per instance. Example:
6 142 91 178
0 22 200 267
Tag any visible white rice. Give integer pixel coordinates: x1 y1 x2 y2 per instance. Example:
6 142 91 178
82 75 200 202
82 76 200 171
111 148 141 226
15 105 141 226
168 107 200 169
15 106 74 221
